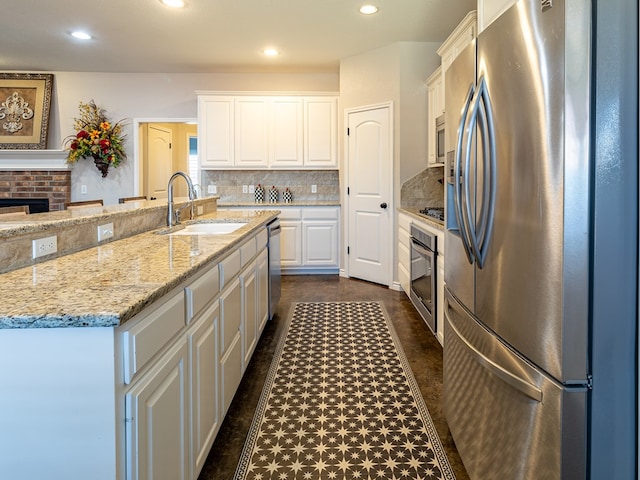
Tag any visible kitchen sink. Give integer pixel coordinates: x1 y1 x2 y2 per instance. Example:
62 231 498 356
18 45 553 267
165 221 248 235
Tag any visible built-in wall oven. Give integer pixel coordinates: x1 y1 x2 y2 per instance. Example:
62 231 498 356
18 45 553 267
410 224 437 334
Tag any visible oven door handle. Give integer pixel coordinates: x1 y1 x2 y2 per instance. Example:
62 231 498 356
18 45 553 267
411 239 434 258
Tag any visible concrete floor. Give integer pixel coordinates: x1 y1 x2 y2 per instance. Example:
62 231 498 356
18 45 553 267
198 275 470 480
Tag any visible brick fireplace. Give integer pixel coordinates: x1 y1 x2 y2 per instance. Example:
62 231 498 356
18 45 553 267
0 170 71 211
0 151 72 211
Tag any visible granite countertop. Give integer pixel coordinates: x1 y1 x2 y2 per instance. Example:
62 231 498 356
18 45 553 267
399 207 445 231
218 201 341 207
0 197 212 238
0 209 278 330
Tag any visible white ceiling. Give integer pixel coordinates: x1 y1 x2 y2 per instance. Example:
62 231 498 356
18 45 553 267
1 0 476 73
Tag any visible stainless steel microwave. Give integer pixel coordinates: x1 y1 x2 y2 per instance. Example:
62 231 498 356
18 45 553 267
435 114 445 164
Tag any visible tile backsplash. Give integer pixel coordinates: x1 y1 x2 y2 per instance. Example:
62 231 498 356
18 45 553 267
400 167 445 209
200 170 340 203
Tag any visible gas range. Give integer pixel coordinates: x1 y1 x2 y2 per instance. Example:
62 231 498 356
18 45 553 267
419 206 445 222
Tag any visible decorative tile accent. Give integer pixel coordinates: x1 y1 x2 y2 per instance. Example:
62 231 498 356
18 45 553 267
400 167 444 210
200 170 339 203
235 301 455 480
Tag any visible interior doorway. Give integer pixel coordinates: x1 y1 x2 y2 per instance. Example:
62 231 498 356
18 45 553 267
133 119 197 199
345 103 393 286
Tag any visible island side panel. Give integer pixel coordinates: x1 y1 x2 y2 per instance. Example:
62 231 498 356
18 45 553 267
0 327 118 480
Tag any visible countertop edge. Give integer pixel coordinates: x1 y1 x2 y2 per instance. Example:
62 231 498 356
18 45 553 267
218 201 341 207
0 209 278 330
399 207 445 231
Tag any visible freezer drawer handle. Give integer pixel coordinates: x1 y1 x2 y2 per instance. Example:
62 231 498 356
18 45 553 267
447 307 543 402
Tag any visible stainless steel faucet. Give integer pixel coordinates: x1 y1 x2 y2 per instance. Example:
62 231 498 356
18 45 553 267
166 171 197 227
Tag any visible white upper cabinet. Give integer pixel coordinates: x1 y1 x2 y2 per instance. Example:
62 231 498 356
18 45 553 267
235 97 269 168
478 0 517 33
426 66 444 167
270 97 304 167
437 11 478 73
304 97 338 168
198 93 338 170
198 96 234 168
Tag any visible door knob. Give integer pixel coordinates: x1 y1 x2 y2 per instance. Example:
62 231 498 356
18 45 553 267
380 202 388 209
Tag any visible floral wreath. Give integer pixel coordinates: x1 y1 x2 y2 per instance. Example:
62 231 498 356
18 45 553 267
65 100 127 177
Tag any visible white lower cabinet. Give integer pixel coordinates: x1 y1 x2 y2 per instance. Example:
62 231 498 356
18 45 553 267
121 227 269 480
302 209 338 267
397 211 446 344
188 301 220 478
220 206 340 274
0 225 272 480
275 206 340 273
397 212 412 294
219 274 243 417
125 338 189 480
220 328 243 417
242 262 258 367
281 222 303 266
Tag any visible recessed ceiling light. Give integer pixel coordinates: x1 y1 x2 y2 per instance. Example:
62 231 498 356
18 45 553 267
263 48 279 57
161 0 185 8
71 31 92 40
359 5 379 14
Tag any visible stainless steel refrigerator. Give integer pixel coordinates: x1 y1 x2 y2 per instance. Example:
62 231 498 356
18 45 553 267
443 0 637 479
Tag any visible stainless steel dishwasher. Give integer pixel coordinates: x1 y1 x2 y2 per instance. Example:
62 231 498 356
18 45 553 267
266 218 281 319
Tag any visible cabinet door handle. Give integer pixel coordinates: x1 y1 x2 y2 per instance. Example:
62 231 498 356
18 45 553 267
380 202 388 209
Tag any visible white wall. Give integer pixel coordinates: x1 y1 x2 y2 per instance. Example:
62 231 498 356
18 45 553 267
399 43 441 183
35 71 338 204
340 42 439 185
339 42 440 282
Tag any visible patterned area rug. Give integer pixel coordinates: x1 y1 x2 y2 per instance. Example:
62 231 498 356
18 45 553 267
234 301 455 480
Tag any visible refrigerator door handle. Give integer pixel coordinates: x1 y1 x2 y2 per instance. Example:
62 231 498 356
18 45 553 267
446 305 543 402
466 76 497 269
454 83 476 264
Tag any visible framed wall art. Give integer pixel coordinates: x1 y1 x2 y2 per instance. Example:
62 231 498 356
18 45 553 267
0 73 53 149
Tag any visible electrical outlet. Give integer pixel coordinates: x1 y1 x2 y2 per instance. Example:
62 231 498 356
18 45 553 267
32 235 58 259
197 205 204 215
311 184 317 193
97 223 114 242
80 185 88 195
207 184 217 194
249 185 255 193
242 185 248 194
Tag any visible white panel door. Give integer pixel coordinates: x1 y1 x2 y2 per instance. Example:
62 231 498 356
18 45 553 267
347 106 392 286
146 124 172 200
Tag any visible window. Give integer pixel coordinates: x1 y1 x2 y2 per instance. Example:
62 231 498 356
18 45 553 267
188 136 198 184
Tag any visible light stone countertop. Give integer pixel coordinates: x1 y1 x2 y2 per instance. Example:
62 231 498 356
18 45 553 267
218 201 341 207
0 209 279 330
0 197 212 238
399 207 445 231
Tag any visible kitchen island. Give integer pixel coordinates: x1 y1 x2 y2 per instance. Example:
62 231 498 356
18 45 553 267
0 202 279 480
